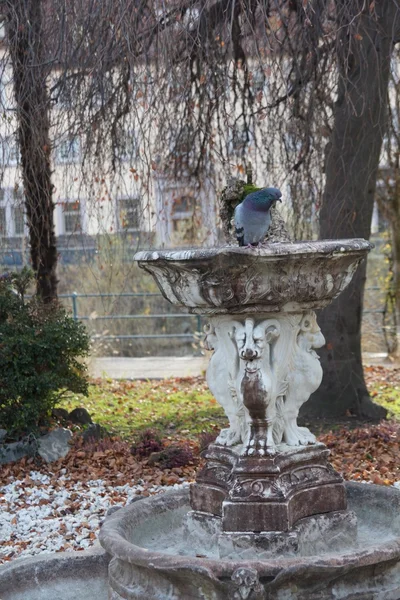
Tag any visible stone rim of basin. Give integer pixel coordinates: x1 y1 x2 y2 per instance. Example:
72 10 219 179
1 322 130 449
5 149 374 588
99 483 400 576
134 238 372 262
134 238 373 314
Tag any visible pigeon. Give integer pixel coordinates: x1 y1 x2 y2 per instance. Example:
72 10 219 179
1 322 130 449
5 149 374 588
234 187 282 247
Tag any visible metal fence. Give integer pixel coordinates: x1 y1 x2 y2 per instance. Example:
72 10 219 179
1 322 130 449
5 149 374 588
60 292 203 342
58 287 392 348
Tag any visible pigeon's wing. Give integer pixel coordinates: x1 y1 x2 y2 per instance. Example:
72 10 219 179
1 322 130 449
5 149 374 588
234 203 245 246
235 202 271 246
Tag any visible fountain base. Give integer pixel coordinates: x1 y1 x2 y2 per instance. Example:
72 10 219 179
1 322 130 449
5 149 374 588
191 443 347 532
100 482 400 600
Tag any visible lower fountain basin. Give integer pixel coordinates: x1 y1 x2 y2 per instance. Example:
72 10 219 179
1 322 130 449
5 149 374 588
0 547 109 600
100 482 400 600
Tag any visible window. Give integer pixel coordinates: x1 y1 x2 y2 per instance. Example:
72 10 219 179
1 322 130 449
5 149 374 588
0 206 6 235
8 141 19 165
12 188 25 236
63 201 81 233
251 68 265 92
58 85 73 109
171 194 195 232
0 188 25 237
13 206 25 236
1 137 19 166
231 125 249 151
56 137 80 164
116 131 139 162
118 197 140 231
172 126 193 157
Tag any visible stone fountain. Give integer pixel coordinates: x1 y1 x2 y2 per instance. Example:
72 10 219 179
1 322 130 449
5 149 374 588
3 234 400 600
98 239 400 599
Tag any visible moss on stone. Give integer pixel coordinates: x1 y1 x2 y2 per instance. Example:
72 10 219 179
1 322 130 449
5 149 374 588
241 184 261 200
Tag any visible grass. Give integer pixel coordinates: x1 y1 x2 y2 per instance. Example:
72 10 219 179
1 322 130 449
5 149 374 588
370 383 400 419
58 366 400 440
60 377 226 440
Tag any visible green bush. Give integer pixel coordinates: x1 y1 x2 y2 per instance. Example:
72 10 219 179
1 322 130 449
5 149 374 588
0 269 90 440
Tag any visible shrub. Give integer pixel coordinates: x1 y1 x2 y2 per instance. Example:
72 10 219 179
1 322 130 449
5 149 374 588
0 269 90 440
154 444 195 469
130 428 164 458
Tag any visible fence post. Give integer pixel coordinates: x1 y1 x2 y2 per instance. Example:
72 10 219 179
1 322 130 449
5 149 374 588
71 292 78 321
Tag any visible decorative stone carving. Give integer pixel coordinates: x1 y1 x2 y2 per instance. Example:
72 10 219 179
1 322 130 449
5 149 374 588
135 240 371 462
283 312 325 446
203 311 324 456
135 240 372 314
231 567 265 600
192 442 347 532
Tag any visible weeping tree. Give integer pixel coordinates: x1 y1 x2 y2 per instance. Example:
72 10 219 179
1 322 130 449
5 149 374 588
1 0 400 415
5 0 57 302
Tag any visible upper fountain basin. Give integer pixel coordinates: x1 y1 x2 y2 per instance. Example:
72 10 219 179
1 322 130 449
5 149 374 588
134 239 372 314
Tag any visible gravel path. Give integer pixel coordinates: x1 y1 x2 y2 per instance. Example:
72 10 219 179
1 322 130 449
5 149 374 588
0 470 189 564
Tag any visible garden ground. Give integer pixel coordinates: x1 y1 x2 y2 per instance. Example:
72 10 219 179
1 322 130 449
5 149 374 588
1 365 400 564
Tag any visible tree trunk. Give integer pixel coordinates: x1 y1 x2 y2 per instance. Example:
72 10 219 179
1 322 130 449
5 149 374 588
390 167 400 358
303 2 400 419
6 0 58 302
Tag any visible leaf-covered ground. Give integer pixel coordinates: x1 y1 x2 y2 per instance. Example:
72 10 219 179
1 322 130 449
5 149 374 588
1 365 400 488
2 365 400 564
366 364 400 419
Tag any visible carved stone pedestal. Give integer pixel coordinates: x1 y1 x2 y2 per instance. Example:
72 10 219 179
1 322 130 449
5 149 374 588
185 506 357 560
191 442 347 533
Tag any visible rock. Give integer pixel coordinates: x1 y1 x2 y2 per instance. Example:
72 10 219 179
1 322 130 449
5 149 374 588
0 437 37 464
38 428 73 462
106 505 123 517
0 428 7 442
82 423 108 443
148 451 163 466
69 407 93 425
265 206 292 243
52 407 70 421
219 178 246 242
128 495 146 504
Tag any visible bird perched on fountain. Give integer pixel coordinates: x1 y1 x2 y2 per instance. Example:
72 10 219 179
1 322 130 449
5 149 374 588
234 187 282 247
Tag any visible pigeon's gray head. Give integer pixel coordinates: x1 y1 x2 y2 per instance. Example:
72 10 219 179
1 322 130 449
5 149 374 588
245 187 282 211
265 187 282 202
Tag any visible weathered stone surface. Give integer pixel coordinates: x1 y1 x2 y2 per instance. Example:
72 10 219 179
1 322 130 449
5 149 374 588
38 428 73 462
223 481 347 533
191 443 236 516
100 484 400 600
69 407 93 425
0 437 37 464
0 547 109 600
217 509 357 560
134 239 372 314
82 423 108 442
135 241 371 465
202 311 325 452
192 443 346 532
296 508 358 555
0 428 7 442
218 530 299 560
185 510 222 555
